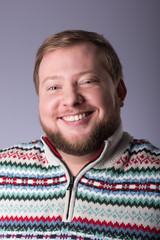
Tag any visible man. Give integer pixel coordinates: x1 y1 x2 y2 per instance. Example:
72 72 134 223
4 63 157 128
0 30 159 239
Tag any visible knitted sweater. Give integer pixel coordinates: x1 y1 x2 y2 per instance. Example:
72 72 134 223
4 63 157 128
0 126 160 240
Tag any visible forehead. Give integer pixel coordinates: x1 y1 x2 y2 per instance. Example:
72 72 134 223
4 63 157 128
39 43 105 76
41 43 103 65
44 41 100 57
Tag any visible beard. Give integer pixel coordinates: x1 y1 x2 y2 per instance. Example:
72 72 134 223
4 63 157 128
40 97 121 156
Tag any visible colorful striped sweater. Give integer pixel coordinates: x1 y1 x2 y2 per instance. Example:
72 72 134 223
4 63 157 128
0 127 160 239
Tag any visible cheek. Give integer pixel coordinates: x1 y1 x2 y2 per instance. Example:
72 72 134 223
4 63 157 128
39 97 56 119
89 89 115 110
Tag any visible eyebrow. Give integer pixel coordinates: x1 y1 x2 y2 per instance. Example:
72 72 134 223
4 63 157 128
42 70 103 84
42 75 59 84
75 70 105 81
75 70 101 77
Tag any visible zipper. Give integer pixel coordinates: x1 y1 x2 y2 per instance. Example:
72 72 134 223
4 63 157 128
42 137 105 221
56 157 76 221
66 175 75 220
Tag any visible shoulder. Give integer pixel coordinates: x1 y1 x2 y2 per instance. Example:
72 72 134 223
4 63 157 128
127 138 160 156
0 139 44 153
122 137 160 168
0 139 47 165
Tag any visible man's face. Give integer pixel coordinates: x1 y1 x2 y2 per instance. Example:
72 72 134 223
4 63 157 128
39 43 122 156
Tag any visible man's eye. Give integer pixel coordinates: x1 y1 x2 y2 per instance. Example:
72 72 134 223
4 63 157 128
84 80 92 84
81 79 98 85
49 86 59 90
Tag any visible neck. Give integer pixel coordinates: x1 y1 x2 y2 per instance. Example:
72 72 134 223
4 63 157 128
42 123 123 176
58 149 101 176
42 136 102 175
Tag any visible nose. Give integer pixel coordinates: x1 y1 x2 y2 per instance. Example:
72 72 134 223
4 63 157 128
62 86 84 107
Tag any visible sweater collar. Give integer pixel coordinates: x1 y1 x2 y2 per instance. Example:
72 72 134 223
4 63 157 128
41 122 123 165
104 121 123 154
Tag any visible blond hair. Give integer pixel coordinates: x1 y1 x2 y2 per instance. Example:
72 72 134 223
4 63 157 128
33 30 123 94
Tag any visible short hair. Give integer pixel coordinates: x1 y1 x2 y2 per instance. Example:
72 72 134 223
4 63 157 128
33 30 123 94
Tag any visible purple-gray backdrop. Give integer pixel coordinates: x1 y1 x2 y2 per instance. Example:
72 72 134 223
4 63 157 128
0 0 159 148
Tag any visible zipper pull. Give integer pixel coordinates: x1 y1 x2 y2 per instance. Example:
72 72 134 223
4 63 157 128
67 176 75 190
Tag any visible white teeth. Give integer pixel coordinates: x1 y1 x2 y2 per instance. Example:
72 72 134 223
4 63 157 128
63 113 86 122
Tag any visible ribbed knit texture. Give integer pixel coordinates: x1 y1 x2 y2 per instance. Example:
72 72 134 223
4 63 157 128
0 133 159 240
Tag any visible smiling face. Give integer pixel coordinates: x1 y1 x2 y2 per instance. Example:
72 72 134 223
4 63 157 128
39 43 125 156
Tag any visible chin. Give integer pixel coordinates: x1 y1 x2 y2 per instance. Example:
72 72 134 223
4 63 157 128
40 98 121 156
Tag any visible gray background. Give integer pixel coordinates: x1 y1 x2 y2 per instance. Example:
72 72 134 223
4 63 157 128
0 0 159 149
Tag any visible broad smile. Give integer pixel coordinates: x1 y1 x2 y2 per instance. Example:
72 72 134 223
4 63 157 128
59 112 93 122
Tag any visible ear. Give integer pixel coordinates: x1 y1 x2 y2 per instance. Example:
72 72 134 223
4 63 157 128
116 79 127 107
